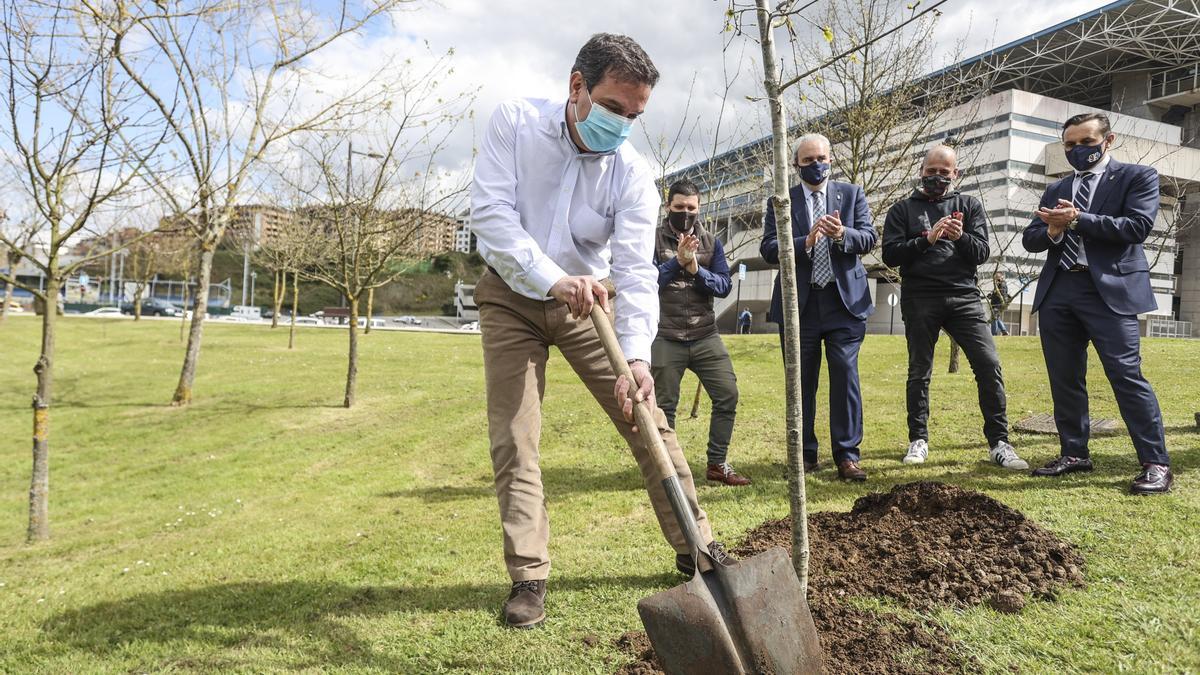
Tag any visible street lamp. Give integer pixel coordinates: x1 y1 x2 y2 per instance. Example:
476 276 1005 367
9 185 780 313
343 140 384 308
250 271 257 306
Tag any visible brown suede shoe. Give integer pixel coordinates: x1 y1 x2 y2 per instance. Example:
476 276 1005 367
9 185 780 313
706 462 751 486
837 460 867 482
502 580 546 629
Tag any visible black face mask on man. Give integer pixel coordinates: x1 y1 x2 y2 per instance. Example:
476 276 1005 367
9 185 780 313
921 174 952 199
668 210 697 232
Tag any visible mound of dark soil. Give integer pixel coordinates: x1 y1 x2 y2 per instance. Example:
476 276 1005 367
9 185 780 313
616 481 1086 674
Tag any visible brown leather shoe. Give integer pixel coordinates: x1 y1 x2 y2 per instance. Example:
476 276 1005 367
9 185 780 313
803 461 820 473
706 462 751 486
502 580 546 629
837 460 867 482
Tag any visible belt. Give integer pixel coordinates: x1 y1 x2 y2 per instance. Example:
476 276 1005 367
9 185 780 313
810 282 833 290
1064 264 1089 273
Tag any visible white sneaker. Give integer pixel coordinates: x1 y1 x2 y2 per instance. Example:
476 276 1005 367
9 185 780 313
903 439 929 464
990 441 1029 471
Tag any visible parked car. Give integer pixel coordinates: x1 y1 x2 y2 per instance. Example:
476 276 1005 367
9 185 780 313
120 298 180 317
355 317 388 329
460 321 479 331
292 317 321 326
397 315 423 325
85 306 124 317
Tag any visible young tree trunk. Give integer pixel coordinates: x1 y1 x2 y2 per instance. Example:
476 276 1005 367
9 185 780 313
179 277 189 342
288 270 299 350
28 276 58 543
344 295 359 408
0 281 12 325
365 286 374 335
133 286 144 321
172 244 215 406
755 0 811 594
948 335 961 374
271 269 283 329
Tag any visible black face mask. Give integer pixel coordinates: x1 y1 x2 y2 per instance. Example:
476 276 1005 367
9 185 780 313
668 210 696 232
921 174 952 198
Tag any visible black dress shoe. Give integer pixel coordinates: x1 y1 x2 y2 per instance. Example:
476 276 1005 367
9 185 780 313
1031 455 1094 477
804 460 820 473
1131 463 1173 495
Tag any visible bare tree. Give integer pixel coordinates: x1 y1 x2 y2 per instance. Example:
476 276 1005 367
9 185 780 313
79 0 404 405
729 0 949 592
281 62 470 406
0 0 164 542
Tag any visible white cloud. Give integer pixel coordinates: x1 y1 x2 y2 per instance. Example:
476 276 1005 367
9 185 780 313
343 0 1112 177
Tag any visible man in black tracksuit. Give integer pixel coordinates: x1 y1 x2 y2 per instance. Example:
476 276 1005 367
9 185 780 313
882 145 1027 470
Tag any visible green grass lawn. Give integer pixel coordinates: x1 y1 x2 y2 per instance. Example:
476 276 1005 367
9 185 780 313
0 316 1197 673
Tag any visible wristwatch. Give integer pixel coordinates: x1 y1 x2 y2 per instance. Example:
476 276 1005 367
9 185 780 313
627 358 648 367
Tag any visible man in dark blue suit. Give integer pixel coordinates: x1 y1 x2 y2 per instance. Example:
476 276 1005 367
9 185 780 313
761 133 877 481
1022 112 1173 494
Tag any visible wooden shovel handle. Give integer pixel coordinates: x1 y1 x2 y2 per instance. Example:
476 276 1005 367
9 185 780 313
589 304 676 481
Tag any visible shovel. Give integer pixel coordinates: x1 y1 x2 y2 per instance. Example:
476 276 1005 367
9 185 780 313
589 304 823 675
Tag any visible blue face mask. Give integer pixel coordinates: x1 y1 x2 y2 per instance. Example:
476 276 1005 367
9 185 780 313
798 161 831 186
1066 142 1106 172
573 85 633 153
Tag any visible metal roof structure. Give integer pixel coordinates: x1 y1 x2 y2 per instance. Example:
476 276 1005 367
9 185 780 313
935 0 1200 109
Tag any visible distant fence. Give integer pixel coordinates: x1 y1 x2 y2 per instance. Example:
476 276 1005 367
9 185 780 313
1147 318 1193 338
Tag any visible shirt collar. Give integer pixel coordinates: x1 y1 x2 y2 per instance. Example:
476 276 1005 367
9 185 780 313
1079 152 1112 177
549 99 618 158
803 181 829 201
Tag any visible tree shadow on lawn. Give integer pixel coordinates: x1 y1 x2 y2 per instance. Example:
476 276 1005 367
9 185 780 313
382 464 652 502
718 439 1196 502
42 574 668 670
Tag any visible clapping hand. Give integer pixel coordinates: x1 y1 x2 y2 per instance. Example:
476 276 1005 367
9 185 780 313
676 234 700 273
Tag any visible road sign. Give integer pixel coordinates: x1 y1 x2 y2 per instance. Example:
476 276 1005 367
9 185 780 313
887 292 898 307
738 263 746 281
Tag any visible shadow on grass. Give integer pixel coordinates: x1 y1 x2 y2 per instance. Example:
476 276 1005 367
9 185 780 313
382 465 650 502
41 574 666 670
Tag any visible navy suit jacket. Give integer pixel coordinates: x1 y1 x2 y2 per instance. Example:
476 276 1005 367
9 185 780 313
761 180 876 322
1022 158 1158 315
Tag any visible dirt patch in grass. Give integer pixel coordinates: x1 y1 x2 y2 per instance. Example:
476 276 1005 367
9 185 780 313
616 481 1086 674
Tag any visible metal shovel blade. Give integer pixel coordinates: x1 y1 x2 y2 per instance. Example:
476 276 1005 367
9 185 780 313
637 547 823 675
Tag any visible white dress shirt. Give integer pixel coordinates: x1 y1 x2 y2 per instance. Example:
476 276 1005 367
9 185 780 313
471 98 661 361
1049 153 1111 266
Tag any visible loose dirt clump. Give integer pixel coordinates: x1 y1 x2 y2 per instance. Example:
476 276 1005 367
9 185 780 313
615 481 1086 674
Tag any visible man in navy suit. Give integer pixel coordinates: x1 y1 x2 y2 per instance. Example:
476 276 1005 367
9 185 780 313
761 133 877 481
1022 112 1172 494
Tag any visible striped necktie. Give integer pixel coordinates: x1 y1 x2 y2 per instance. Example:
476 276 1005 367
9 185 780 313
810 190 833 286
1058 172 1095 270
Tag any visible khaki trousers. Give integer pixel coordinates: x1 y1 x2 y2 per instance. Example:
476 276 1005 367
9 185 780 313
476 270 713 582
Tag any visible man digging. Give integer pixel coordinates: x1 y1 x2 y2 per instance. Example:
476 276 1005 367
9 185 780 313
470 33 731 629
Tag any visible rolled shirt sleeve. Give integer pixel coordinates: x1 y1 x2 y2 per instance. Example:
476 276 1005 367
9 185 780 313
610 162 661 363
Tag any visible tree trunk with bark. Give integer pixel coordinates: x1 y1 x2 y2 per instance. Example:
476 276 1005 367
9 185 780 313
28 274 58 543
1 283 11 324
755 0 812 594
133 286 144 321
288 270 299 350
271 269 283 329
344 295 359 407
365 286 374 335
172 242 215 405
948 335 961 374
